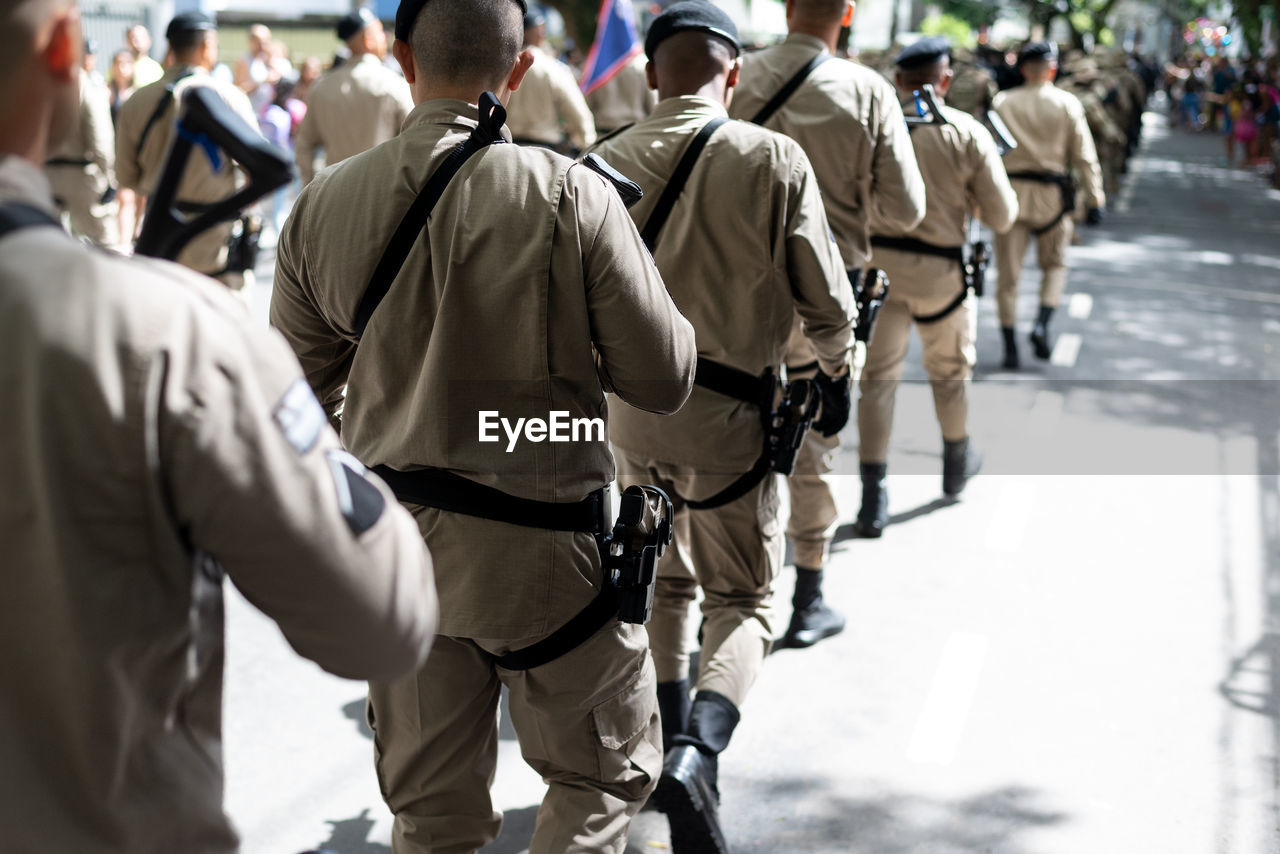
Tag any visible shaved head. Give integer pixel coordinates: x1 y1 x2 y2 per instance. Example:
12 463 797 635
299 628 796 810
650 30 738 102
1 0 65 82
0 0 82 161
409 0 523 93
793 0 848 17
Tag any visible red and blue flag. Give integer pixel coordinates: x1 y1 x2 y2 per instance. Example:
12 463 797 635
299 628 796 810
578 0 642 95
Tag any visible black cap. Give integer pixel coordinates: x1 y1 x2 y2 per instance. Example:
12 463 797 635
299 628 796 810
84 37 99 55
165 10 216 42
396 0 527 42
1018 40 1056 65
644 0 740 61
337 7 378 41
895 35 949 70
523 10 544 29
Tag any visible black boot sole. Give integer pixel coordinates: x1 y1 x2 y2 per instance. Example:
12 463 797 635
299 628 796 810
1030 330 1051 360
653 768 729 854
782 617 846 649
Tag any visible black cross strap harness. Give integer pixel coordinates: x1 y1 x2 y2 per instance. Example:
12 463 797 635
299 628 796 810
749 53 832 126
0 202 62 238
641 116 821 511
354 94 673 669
1006 170 1076 236
868 234 973 324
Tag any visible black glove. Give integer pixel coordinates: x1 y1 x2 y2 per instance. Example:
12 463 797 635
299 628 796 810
811 369 852 437
1085 206 1104 226
99 185 117 206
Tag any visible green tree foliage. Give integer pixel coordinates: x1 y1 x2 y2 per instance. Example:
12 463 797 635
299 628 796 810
920 12 981 46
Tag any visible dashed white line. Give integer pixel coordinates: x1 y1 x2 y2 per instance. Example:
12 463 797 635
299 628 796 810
1067 292 1094 320
1050 332 1083 367
906 632 990 766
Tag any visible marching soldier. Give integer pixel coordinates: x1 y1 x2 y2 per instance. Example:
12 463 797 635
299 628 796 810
729 0 925 643
45 57 118 246
586 52 654 135
857 37 1018 531
271 0 696 850
992 41 1105 367
0 1 437 849
294 8 413 185
115 11 260 288
588 3 854 848
505 10 596 152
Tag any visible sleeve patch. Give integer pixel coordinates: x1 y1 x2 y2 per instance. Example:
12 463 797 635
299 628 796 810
273 378 327 455
326 450 386 536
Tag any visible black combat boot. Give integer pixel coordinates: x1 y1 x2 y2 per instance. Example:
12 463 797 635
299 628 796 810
781 566 846 648
942 437 983 497
853 462 889 538
1029 305 1054 360
1001 326 1020 369
657 679 692 755
654 691 739 854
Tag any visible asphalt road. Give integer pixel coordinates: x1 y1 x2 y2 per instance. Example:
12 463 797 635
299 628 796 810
226 114 1280 853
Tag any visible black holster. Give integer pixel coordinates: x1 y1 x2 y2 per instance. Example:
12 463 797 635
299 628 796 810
853 267 889 344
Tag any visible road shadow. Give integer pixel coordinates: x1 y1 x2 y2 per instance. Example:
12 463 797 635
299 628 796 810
315 805 540 854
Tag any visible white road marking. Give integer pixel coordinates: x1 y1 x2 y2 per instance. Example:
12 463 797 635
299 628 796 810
906 632 990 766
1068 292 1094 320
984 478 1039 554
1050 333 1083 367
1195 251 1234 266
1115 172 1137 213
1102 276 1280 306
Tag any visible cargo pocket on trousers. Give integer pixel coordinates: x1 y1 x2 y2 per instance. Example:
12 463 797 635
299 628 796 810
590 657 662 796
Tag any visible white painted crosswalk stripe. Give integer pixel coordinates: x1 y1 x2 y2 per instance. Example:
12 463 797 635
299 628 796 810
1068 292 1094 320
1050 332 1082 367
906 632 990 766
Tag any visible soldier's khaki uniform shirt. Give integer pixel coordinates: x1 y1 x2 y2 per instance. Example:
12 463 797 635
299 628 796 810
730 32 927 270
872 102 1018 248
46 74 117 246
585 52 654 133
588 96 855 472
505 44 597 149
272 98 695 639
294 53 413 185
0 155 437 853
115 66 259 275
993 80 1105 227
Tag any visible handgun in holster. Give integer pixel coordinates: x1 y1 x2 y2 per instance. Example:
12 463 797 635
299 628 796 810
764 374 822 476
853 267 889 344
965 240 991 298
600 485 674 624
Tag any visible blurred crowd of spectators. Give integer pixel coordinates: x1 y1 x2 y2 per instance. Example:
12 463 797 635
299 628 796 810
1164 55 1280 183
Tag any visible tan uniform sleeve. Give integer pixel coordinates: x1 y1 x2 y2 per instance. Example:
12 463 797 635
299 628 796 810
270 182 356 427
783 146 855 376
1068 96 1106 210
554 65 597 149
294 107 321 186
84 84 116 188
160 284 436 681
573 168 695 413
870 86 927 232
967 122 1019 234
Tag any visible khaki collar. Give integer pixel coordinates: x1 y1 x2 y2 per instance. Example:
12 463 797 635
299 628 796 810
648 95 729 123
784 32 830 53
402 98 516 142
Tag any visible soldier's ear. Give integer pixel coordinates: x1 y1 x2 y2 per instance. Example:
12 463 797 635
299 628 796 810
842 1 856 27
392 39 415 84
43 6 82 82
645 60 657 91
726 57 741 90
505 48 535 93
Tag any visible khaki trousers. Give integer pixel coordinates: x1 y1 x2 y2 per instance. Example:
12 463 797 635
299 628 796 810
616 449 781 707
368 620 661 854
781 325 841 570
48 167 118 248
858 250 976 464
994 216 1073 327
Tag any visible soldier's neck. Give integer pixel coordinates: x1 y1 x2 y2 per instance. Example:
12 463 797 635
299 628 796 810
787 19 840 53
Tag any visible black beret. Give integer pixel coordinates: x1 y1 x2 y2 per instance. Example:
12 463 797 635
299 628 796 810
396 0 527 42
1018 40 1057 65
84 37 99 55
337 7 378 41
644 0 740 61
895 35 949 70
165 10 216 41
523 11 544 29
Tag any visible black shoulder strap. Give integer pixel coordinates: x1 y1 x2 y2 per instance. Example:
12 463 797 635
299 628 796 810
750 53 831 126
0 202 62 240
136 69 197 159
353 93 509 338
639 116 728 252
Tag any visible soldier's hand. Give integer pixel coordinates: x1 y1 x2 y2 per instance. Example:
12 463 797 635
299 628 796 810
812 369 852 437
1085 207 1105 226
